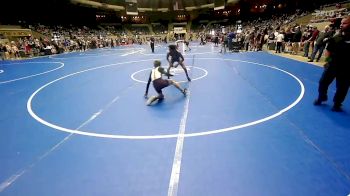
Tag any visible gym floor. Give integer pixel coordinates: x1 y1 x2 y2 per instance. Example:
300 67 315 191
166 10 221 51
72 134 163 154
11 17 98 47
0 43 349 196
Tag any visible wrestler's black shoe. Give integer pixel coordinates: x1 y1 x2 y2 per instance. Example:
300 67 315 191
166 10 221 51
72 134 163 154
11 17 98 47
187 77 191 82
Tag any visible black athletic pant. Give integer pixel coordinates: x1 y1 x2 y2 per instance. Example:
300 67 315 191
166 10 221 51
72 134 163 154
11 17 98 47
151 43 154 53
334 75 350 106
318 64 350 106
276 42 282 53
318 64 336 101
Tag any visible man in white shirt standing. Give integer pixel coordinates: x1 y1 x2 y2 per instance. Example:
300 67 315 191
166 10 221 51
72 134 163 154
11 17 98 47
276 31 284 53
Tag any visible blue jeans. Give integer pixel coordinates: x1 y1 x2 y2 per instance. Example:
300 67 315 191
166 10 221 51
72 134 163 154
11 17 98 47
310 44 325 61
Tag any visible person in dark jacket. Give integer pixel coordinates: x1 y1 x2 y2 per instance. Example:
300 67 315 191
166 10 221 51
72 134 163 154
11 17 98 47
314 16 350 112
150 37 155 53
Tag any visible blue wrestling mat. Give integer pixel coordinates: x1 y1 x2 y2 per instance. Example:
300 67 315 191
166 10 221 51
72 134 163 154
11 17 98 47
0 43 350 196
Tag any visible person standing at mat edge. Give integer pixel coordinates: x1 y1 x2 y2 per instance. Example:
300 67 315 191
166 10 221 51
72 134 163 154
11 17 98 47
313 16 350 112
166 44 191 81
144 60 187 106
185 40 191 51
150 36 155 53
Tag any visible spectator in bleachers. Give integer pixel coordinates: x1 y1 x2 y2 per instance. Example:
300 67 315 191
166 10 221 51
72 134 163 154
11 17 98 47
214 34 219 47
11 42 20 59
284 27 294 53
243 31 250 51
220 33 228 53
309 26 320 55
275 30 284 53
303 26 315 57
0 44 5 60
292 26 302 55
3 43 10 59
308 25 334 62
267 30 275 50
255 30 264 51
228 31 235 51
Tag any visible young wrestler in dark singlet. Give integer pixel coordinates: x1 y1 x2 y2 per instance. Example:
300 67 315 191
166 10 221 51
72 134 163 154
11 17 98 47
166 45 191 81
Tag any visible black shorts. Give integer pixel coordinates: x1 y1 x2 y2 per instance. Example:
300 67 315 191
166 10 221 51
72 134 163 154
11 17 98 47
153 78 170 94
171 59 180 64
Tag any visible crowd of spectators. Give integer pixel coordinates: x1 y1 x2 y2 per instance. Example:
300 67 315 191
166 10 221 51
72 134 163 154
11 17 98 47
1 1 350 61
0 22 176 60
0 24 162 60
311 3 349 23
205 4 349 63
152 24 167 35
128 26 149 35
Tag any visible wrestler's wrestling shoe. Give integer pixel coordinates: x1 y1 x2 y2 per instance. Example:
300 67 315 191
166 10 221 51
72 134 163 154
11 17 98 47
146 96 158 106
